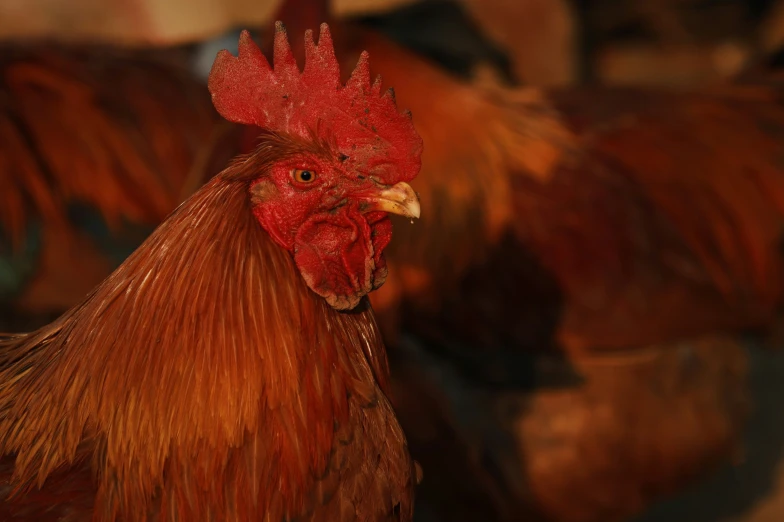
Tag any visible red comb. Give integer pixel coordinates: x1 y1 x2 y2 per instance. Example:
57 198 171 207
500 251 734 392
208 22 422 184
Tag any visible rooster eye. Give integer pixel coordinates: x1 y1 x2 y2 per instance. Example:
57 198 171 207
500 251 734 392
292 169 317 184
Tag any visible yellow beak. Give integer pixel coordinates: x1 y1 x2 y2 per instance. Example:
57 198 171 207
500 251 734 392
360 181 421 219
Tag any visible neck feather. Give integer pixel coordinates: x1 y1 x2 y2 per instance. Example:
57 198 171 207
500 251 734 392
0 157 391 514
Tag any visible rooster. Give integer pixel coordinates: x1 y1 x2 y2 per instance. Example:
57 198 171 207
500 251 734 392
0 22 423 521
353 30 777 522
349 27 778 522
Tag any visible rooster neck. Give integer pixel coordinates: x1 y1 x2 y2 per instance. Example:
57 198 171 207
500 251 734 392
0 165 396 517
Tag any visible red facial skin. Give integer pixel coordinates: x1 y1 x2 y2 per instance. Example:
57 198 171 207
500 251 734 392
250 149 394 310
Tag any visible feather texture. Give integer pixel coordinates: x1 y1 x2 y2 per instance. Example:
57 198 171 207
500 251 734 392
0 44 239 317
0 138 415 520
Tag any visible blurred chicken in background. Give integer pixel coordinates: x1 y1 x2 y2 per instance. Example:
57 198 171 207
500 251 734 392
1 1 784 522
253 1 784 522
0 44 238 329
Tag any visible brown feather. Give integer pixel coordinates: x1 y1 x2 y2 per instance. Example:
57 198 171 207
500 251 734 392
0 135 414 520
0 45 237 316
0 45 220 243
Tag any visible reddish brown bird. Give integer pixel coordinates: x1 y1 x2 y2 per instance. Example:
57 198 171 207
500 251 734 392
347 31 781 522
345 29 780 522
0 23 423 521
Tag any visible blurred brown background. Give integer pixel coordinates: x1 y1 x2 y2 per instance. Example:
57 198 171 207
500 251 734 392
2 1 784 522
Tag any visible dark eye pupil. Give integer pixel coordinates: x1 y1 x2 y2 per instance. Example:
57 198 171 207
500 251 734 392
300 170 312 181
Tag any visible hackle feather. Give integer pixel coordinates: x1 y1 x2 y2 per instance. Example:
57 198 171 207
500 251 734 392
0 135 414 520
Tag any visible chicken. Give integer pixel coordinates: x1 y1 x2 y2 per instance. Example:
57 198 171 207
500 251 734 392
361 34 778 522
0 44 238 329
357 33 776 522
241 3 777 521
0 22 423 521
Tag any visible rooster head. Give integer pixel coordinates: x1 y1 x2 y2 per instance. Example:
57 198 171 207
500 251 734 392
208 22 422 310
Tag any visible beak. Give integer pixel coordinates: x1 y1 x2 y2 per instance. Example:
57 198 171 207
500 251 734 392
360 181 421 219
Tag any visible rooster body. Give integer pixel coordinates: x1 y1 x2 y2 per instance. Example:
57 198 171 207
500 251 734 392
0 23 423 521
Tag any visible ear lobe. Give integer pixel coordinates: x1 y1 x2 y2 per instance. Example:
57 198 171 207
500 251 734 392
250 180 279 205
